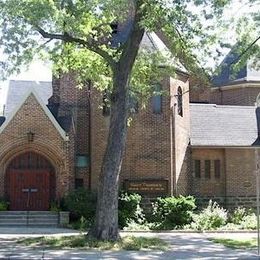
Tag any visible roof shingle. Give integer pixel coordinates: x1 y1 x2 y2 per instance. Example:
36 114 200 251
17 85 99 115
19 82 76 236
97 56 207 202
190 103 259 147
5 80 52 118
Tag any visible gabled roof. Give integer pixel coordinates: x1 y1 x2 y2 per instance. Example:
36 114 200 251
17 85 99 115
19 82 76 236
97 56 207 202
190 103 259 147
212 47 260 87
0 88 67 140
111 17 188 74
5 80 52 117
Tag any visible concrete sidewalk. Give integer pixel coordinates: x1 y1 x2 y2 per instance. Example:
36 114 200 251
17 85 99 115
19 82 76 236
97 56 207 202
0 228 259 259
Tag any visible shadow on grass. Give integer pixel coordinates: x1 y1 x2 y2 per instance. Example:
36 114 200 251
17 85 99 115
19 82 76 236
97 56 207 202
210 238 256 249
17 235 169 251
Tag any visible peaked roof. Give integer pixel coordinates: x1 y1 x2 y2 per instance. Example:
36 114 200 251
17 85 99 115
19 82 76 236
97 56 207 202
212 47 260 87
0 88 67 140
5 80 52 117
190 103 259 147
111 18 187 74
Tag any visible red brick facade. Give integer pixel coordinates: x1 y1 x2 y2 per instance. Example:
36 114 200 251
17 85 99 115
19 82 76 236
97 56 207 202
2 69 260 210
190 82 260 208
0 94 73 203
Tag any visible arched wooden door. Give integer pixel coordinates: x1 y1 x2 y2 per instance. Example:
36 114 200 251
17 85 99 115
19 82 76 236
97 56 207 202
5 152 55 211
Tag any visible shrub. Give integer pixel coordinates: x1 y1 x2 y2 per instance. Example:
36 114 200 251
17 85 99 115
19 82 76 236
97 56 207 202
0 198 9 211
240 214 257 230
229 207 251 224
192 200 227 230
63 188 97 222
118 192 145 228
151 195 196 229
50 201 61 212
63 189 145 229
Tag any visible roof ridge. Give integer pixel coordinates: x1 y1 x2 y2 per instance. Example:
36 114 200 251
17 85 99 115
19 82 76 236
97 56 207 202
9 79 51 83
190 103 255 109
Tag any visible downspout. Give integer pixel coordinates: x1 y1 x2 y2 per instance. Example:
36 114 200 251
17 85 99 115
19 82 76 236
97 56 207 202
88 81 92 190
170 106 174 196
173 102 178 195
224 148 227 208
220 87 223 105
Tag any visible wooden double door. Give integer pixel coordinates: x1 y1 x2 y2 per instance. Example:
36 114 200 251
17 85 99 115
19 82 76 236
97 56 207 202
6 152 55 211
9 170 50 211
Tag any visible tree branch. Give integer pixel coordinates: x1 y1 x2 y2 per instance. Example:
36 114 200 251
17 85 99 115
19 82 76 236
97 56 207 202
36 26 116 69
230 35 260 65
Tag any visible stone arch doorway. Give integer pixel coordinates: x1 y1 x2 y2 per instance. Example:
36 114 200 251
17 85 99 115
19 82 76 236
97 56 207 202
5 152 56 211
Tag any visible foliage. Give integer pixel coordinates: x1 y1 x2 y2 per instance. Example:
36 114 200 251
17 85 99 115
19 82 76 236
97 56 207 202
18 235 169 251
118 192 145 228
151 195 196 229
63 189 145 229
62 188 97 222
0 0 236 86
122 220 152 231
0 198 9 211
229 207 252 225
50 201 61 212
0 0 245 239
240 214 257 230
224 207 256 230
192 200 227 230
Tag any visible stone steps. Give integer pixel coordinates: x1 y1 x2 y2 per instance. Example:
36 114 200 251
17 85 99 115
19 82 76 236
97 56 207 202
0 211 60 227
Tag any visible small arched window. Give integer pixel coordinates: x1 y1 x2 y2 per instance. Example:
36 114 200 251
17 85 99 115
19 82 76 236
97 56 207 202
177 87 183 117
152 84 162 114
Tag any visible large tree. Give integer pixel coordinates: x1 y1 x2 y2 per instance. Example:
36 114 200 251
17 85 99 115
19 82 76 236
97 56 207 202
0 0 237 240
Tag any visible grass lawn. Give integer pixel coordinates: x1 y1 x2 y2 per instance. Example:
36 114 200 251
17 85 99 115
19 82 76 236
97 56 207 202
17 235 169 251
210 238 257 250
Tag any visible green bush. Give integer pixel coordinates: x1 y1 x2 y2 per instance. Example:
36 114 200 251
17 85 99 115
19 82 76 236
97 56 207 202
229 207 251 225
151 195 196 229
63 188 97 222
63 189 145 229
0 198 9 211
192 200 227 230
118 192 145 228
240 214 257 230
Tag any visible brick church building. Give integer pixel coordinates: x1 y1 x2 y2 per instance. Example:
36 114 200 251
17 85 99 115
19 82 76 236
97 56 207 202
0 32 259 211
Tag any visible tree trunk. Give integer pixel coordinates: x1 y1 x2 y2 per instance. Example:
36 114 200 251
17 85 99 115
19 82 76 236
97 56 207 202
88 72 129 241
88 1 145 240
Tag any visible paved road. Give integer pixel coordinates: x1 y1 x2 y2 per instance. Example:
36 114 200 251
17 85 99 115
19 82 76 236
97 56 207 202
0 228 259 259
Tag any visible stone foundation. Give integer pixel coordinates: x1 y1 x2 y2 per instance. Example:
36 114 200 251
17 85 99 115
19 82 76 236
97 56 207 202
196 196 258 209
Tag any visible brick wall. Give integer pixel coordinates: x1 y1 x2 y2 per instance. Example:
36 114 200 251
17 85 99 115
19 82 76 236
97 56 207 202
189 85 210 104
170 75 190 195
57 74 90 188
90 78 173 195
190 83 260 106
190 148 259 208
210 86 260 106
225 148 256 197
191 148 226 197
0 94 72 200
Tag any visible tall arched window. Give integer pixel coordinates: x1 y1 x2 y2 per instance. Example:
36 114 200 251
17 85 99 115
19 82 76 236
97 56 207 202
177 87 183 117
152 84 162 114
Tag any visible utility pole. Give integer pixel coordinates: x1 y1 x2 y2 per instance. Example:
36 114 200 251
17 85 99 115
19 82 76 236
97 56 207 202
255 98 260 256
255 147 260 256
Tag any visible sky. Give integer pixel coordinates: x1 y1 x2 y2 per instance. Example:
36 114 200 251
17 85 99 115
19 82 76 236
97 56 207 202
0 60 52 108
